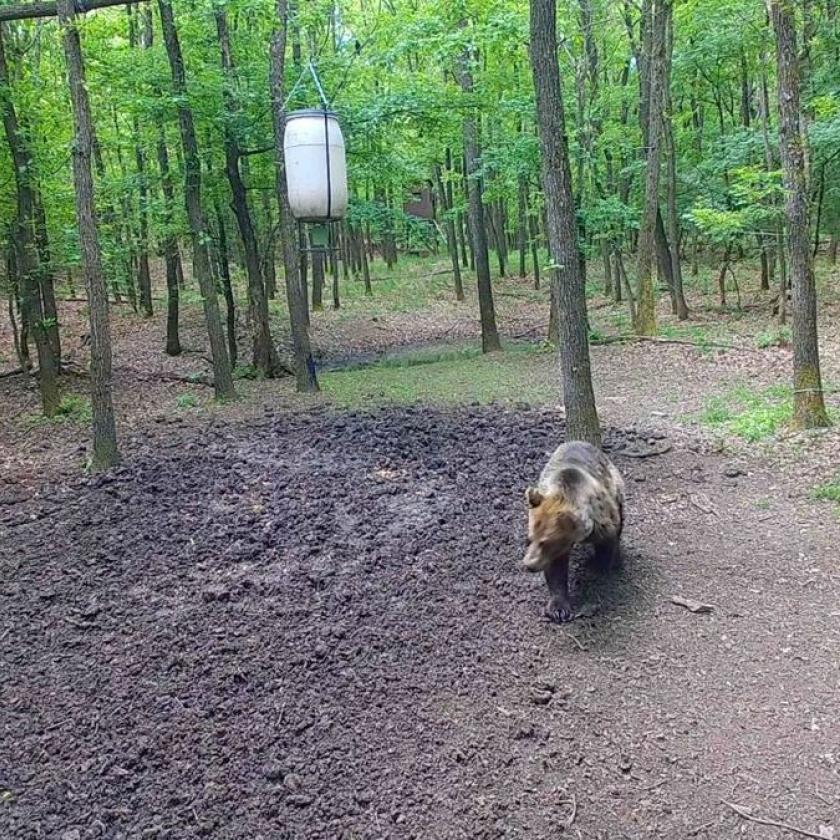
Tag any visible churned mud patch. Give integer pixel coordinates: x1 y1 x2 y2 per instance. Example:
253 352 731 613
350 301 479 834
2 406 838 839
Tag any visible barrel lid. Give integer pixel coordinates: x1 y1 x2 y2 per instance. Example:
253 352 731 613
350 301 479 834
286 108 338 121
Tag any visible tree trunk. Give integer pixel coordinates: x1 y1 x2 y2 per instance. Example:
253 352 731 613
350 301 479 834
212 203 238 370
663 4 688 319
769 0 829 428
634 0 669 335
0 29 60 416
270 0 318 392
262 191 277 299
654 208 674 309
517 172 528 278
158 0 235 401
33 198 61 363
128 8 152 318
331 242 340 309
215 8 277 377
455 34 501 353
601 238 612 297
359 228 372 295
154 125 181 356
529 204 541 290
434 163 464 300
311 246 325 311
57 0 119 467
530 0 601 446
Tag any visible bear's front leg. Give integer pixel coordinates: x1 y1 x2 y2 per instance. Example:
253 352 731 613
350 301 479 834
544 554 573 623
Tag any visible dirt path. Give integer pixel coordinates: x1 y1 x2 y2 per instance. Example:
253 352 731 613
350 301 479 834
2 407 838 839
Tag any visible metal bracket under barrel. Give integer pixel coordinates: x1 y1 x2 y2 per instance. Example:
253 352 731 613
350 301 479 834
297 220 343 258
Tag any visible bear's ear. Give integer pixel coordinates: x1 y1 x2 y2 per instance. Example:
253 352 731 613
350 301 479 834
526 487 543 508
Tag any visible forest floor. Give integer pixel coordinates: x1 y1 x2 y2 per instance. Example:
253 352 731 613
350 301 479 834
2 256 840 838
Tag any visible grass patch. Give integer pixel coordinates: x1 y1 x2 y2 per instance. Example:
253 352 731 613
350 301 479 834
321 342 552 407
812 477 840 504
700 384 793 442
176 393 199 409
756 325 792 349
26 394 92 427
233 363 261 380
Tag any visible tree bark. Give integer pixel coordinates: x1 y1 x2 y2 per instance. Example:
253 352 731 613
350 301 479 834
311 245 325 311
129 6 153 318
211 201 238 371
57 0 119 468
270 0 318 392
154 122 181 356
434 163 464 300
455 32 501 353
530 0 601 446
662 2 688 319
769 0 829 428
0 25 60 416
635 0 668 335
517 171 528 278
158 0 235 401
215 8 278 377
262 191 278 299
33 198 61 362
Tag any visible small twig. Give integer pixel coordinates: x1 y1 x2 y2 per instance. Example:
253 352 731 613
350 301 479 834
689 493 718 516
641 779 668 792
722 800 832 839
671 595 714 614
558 628 586 651
562 792 577 828
63 616 98 629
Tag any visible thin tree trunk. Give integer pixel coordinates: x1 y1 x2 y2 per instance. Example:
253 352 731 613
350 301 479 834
517 172 528 278
154 122 181 356
769 0 829 427
663 5 688 319
530 0 601 446
634 0 668 335
212 203 238 370
331 241 340 309
529 202 541 290
434 163 464 300
158 0 235 401
270 0 318 392
311 247 325 311
455 34 501 353
6 173 60 409
128 7 152 318
215 8 277 377
57 0 119 467
33 198 61 363
262 191 277 299
359 228 372 295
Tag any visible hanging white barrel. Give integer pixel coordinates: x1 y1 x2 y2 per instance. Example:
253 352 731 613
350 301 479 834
284 109 348 222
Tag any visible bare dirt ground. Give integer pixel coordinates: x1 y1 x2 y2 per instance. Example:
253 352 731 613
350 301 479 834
2 265 840 838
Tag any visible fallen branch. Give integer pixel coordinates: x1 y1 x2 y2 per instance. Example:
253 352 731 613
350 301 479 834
613 442 672 459
671 595 714 614
591 335 758 353
722 800 833 839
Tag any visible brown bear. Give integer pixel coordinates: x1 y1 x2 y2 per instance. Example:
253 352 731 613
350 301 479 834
523 441 625 623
